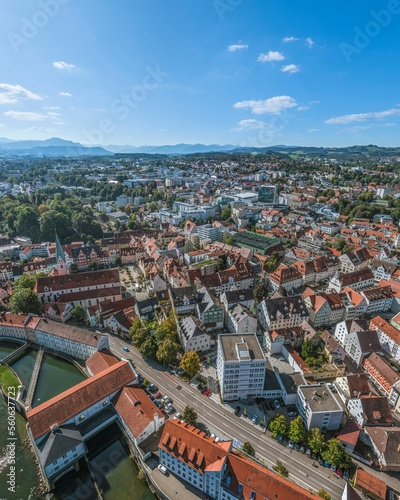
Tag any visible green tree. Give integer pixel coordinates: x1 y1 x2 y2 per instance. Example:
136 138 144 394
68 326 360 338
226 236 234 246
70 305 87 323
272 460 288 478
317 490 331 500
301 339 317 360
156 338 181 365
138 337 157 358
253 280 269 304
221 207 232 220
14 274 36 290
15 206 40 241
308 428 325 455
69 263 79 273
10 288 42 315
179 351 200 379
288 416 306 444
242 441 255 457
114 255 122 267
321 439 352 469
183 406 198 427
89 260 98 270
269 415 287 439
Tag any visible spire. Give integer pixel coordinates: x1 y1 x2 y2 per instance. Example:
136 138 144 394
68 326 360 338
55 232 65 262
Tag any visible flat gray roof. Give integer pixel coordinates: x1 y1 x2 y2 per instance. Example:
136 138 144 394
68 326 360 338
219 334 265 362
299 384 342 412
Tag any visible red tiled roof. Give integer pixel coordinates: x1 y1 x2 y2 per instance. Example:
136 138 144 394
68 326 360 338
355 468 386 499
86 349 120 375
27 361 136 440
112 387 164 438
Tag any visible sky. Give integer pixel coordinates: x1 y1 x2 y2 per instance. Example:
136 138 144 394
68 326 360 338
1 0 400 147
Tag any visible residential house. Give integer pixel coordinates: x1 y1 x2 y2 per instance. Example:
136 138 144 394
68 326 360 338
178 316 211 353
347 395 393 428
169 286 199 315
329 268 375 293
344 329 381 367
220 288 255 311
370 316 400 364
257 295 309 333
196 287 224 331
226 304 258 334
339 248 373 273
268 264 303 292
362 353 400 397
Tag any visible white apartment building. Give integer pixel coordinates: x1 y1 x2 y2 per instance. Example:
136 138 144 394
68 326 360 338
217 334 266 401
296 384 344 431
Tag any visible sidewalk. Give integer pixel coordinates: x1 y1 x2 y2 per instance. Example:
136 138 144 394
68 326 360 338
150 468 204 500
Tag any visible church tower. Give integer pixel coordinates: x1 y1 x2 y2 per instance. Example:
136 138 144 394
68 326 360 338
55 232 68 275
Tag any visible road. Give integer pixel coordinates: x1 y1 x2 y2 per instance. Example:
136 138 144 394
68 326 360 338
108 335 400 500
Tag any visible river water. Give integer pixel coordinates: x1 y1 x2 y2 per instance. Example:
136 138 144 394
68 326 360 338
0 342 156 500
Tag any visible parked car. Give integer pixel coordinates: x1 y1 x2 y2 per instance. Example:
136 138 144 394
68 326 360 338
343 470 349 481
158 464 168 475
204 389 212 396
294 443 300 451
336 468 343 476
122 346 129 352
330 464 337 472
277 435 283 443
162 396 172 405
288 440 294 449
323 461 330 467
173 413 182 420
287 410 297 417
154 391 162 399
306 448 311 458
201 386 208 394
252 415 258 424
234 406 241 416
318 456 323 466
165 405 176 414
274 399 280 409
300 446 305 454
148 384 158 393
197 383 203 391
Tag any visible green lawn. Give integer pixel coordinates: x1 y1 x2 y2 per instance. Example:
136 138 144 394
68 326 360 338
0 365 20 394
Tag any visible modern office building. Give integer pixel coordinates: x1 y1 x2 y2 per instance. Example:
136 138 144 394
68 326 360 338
258 184 277 204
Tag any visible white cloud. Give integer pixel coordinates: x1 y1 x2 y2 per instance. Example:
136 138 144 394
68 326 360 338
308 129 320 133
235 119 269 130
234 95 297 115
25 126 59 133
227 43 248 52
258 51 285 62
325 108 400 125
53 61 76 71
282 36 299 43
297 106 310 111
4 109 65 124
0 83 42 105
59 91 72 97
281 64 300 74
305 37 314 48
4 111 47 121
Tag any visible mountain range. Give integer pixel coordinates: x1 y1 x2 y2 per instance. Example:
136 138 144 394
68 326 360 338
0 137 399 158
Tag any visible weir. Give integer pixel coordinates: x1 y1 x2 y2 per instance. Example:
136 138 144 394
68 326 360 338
25 347 44 409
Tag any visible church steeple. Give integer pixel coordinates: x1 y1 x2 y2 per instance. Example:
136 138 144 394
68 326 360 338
55 232 67 275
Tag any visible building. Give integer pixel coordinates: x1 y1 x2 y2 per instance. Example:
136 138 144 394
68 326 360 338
217 334 266 401
196 287 224 331
220 288 255 312
370 316 400 364
226 303 258 334
257 295 309 333
339 248 373 274
178 316 211 353
197 224 220 243
116 194 133 208
296 383 344 431
344 329 381 367
347 395 393 428
329 268 375 293
258 184 277 204
362 353 400 397
268 264 303 292
169 286 199 315
159 419 317 500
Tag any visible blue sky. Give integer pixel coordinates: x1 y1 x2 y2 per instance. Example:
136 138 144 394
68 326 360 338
1 0 399 147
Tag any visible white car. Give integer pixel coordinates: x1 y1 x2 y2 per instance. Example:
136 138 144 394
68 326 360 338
173 413 182 420
158 464 168 475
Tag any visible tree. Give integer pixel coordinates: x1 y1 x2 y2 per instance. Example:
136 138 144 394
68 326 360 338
253 280 269 304
272 460 288 478
10 288 42 315
183 406 198 427
288 416 306 444
301 339 317 360
15 206 40 241
226 236 234 246
138 337 157 358
70 305 87 324
317 490 331 500
125 203 132 215
156 338 181 365
179 351 200 379
269 415 287 439
242 441 255 457
308 428 325 455
14 274 36 290
321 438 352 469
114 255 122 267
89 260 98 270
221 207 232 220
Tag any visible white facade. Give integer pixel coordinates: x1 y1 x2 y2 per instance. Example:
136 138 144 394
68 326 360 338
296 384 344 431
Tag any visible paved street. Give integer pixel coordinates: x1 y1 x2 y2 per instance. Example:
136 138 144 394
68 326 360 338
108 335 400 500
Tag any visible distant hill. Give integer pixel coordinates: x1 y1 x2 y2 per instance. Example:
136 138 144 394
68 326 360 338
104 143 239 154
0 138 113 157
